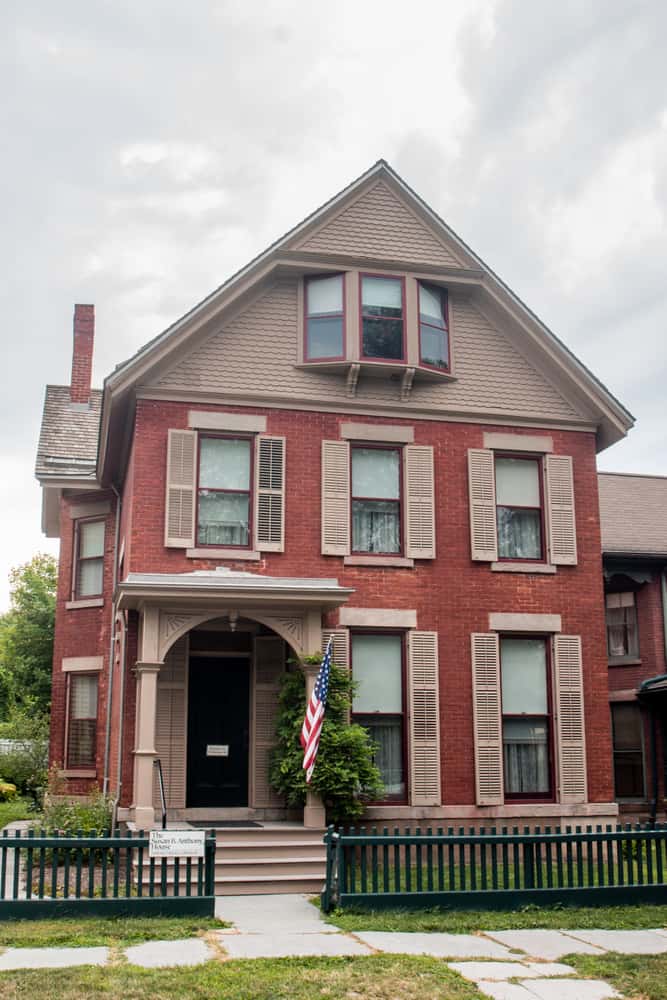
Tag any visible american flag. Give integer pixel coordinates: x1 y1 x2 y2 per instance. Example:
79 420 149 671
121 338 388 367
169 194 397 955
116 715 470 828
300 637 333 784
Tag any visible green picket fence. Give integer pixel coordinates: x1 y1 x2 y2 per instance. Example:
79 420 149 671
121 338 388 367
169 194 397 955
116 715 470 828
0 828 217 918
321 824 667 912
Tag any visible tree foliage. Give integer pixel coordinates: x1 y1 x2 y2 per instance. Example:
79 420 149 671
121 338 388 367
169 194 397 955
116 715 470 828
269 659 384 823
0 554 57 717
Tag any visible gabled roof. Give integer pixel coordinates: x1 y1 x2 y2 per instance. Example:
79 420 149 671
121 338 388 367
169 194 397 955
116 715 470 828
35 385 101 481
599 472 667 559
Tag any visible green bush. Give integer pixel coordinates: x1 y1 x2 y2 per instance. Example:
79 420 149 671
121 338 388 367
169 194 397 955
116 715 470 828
0 780 17 801
0 709 49 808
41 766 113 835
269 658 384 823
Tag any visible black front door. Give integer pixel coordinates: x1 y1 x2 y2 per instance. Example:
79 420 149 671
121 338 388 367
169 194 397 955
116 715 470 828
187 656 249 807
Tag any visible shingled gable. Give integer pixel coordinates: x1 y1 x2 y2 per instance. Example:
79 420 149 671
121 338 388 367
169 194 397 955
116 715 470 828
97 159 633 482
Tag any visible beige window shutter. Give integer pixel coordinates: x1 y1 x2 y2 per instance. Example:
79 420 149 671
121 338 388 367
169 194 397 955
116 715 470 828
554 634 587 804
254 435 286 552
407 631 441 806
252 636 285 807
321 440 350 555
153 639 187 811
404 445 436 559
470 632 504 805
322 629 350 721
468 449 498 561
545 455 577 565
164 429 197 548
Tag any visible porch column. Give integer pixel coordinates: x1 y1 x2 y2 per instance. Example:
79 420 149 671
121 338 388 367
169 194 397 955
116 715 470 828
302 661 327 829
132 662 160 829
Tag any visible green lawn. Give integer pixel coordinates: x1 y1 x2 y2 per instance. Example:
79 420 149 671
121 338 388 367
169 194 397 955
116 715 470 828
0 915 225 949
570 952 667 1000
323 901 667 933
0 955 485 1000
0 797 35 829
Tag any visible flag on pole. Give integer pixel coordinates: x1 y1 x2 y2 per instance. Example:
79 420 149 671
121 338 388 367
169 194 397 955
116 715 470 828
300 637 333 784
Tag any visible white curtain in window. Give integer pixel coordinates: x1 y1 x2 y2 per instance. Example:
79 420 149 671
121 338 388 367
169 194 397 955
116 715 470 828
80 521 104 557
497 508 541 559
199 438 250 490
503 719 549 793
362 276 402 310
308 275 342 315
352 449 399 498
364 717 405 798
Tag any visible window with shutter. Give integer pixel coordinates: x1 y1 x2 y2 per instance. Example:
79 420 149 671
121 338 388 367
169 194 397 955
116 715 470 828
321 440 351 555
468 449 498 562
252 636 285 807
165 429 197 547
471 632 504 805
404 446 436 559
154 639 187 810
553 634 587 804
545 455 577 565
407 631 441 806
255 436 286 552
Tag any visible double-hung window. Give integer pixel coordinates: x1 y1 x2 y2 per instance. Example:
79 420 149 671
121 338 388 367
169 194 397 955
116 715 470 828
606 592 639 660
418 282 449 370
351 445 401 554
351 632 406 801
611 702 645 799
495 456 543 560
66 673 98 769
501 637 552 799
197 436 252 548
360 275 404 361
74 519 105 598
305 274 344 360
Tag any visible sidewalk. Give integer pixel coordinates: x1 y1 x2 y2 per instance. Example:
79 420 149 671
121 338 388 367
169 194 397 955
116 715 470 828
1 893 667 998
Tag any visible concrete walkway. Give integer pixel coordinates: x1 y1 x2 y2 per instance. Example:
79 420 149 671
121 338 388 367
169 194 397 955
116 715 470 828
0 893 666 997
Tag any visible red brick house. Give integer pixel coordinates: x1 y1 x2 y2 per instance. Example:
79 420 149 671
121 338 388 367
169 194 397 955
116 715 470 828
599 473 667 821
36 161 635 850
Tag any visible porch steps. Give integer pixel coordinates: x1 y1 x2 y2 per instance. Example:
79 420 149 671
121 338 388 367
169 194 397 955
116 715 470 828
214 825 327 895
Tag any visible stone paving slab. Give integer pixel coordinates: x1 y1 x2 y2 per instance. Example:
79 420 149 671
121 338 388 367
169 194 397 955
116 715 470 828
563 928 667 954
448 960 575 982
215 894 340 934
355 931 513 958
0 946 109 970
519 979 620 999
218 932 372 959
484 929 606 959
124 938 214 968
476 984 536 1000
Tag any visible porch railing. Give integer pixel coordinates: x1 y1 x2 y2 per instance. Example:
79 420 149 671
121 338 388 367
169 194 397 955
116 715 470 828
0 828 216 918
321 824 667 912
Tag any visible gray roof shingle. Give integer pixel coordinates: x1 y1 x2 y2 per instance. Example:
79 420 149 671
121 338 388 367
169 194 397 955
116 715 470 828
599 471 667 558
35 385 102 480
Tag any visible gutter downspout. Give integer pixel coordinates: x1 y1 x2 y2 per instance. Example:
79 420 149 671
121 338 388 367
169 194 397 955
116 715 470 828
638 568 667 826
115 610 128 806
102 483 121 795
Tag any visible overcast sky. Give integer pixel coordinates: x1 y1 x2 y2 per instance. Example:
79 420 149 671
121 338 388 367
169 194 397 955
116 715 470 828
1 0 666 610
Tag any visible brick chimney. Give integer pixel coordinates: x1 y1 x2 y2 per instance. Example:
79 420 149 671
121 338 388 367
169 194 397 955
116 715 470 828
70 304 95 405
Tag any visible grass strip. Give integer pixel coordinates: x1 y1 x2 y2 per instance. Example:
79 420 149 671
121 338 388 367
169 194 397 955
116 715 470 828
0 915 225 949
569 951 667 1000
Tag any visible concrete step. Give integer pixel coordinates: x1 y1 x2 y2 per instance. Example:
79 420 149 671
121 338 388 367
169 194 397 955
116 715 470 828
215 840 326 858
215 873 326 895
213 827 326 845
216 858 326 878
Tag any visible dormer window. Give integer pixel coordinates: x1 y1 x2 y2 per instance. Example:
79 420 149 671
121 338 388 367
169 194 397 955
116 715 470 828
305 274 345 361
360 275 404 361
418 282 449 371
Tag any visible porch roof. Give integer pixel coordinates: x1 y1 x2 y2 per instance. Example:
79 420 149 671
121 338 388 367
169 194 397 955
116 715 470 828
116 567 354 610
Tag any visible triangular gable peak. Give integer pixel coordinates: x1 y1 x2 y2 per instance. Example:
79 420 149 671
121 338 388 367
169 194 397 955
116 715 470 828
288 177 467 269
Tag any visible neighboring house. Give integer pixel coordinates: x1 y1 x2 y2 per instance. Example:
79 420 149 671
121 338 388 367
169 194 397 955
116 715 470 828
36 160 635 841
599 472 667 822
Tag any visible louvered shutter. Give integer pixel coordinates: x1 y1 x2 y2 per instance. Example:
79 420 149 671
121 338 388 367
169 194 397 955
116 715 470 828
404 446 436 559
254 435 286 552
468 449 498 562
164 429 197 548
153 639 187 810
321 441 350 555
545 455 577 565
554 634 587 804
408 631 441 805
252 636 285 807
471 633 504 805
322 629 350 722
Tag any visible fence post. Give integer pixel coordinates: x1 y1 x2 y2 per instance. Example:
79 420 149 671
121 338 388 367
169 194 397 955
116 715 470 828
321 825 335 913
205 831 216 898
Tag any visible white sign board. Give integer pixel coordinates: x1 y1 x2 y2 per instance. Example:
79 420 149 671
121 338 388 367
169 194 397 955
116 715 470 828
206 744 229 757
149 829 205 858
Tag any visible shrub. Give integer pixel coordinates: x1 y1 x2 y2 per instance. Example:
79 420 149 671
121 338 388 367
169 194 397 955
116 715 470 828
269 658 384 823
41 765 113 834
0 780 17 801
0 709 49 808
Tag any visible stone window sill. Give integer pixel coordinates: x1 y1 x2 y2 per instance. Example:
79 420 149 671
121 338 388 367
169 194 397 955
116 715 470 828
344 556 415 568
608 657 642 667
59 769 96 779
65 598 104 610
186 548 261 561
491 562 556 575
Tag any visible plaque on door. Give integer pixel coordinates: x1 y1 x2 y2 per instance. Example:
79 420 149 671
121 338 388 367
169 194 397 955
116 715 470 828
206 744 229 757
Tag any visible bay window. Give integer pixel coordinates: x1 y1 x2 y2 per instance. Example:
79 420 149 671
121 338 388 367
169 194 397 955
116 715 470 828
74 519 105 598
360 275 404 361
351 633 405 801
197 436 252 547
495 456 543 560
351 445 401 553
606 592 639 660
418 282 449 370
305 274 344 360
66 673 98 769
501 637 552 798
611 702 645 799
